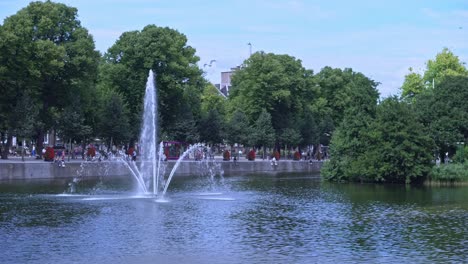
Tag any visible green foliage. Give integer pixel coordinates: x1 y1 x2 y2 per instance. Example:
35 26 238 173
57 96 92 144
101 25 204 140
429 162 468 183
97 90 130 145
225 110 251 146
423 48 468 86
299 109 319 146
171 115 199 144
452 145 467 163
321 111 374 182
315 67 379 126
201 83 226 116
401 67 425 100
279 128 302 148
10 91 39 141
251 109 275 148
322 85 378 182
229 52 316 136
199 109 224 145
0 0 100 152
318 114 334 146
402 48 467 101
414 75 468 157
323 97 434 184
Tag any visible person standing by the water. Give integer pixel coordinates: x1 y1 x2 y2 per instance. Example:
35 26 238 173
132 149 137 161
60 150 66 167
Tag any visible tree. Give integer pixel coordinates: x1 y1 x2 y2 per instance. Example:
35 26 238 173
10 92 39 161
322 97 434 184
278 128 302 150
402 48 468 100
56 96 92 157
321 109 375 182
423 48 467 86
401 67 425 100
363 97 434 183
101 25 205 141
229 52 316 138
299 108 320 147
199 109 224 145
225 110 251 146
315 67 380 127
170 111 199 144
0 1 100 158
318 114 335 146
96 90 131 147
414 75 468 159
320 72 379 182
251 109 275 158
201 83 226 116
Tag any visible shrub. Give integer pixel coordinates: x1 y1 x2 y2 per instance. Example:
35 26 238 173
223 150 230 161
429 162 468 183
44 147 55 161
247 149 256 161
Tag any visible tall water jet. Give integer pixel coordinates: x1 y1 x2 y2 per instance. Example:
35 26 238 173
139 70 159 195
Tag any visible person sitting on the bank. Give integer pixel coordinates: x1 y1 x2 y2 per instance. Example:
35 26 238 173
270 157 278 166
56 149 62 164
60 150 66 167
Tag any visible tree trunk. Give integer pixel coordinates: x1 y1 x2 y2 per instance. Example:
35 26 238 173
68 139 72 161
36 130 44 160
21 137 25 162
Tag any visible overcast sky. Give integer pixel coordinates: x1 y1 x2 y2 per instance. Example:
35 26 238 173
1 0 467 97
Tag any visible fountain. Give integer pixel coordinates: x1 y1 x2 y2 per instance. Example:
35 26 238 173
119 70 222 197
65 70 222 197
137 69 159 195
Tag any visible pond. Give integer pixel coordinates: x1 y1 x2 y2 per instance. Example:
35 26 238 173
0 173 466 263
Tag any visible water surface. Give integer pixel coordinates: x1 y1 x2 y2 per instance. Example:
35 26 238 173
0 174 466 263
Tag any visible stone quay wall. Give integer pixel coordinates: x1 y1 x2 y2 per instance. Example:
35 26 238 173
0 159 322 181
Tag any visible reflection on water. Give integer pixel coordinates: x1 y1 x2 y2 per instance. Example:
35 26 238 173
0 174 467 264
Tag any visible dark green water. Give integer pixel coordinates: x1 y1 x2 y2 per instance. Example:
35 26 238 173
0 174 466 263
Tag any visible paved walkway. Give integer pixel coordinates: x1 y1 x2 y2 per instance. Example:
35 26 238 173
0 155 324 164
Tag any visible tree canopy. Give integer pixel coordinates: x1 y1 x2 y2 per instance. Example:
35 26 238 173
401 48 468 100
322 97 434 184
0 0 100 157
423 48 467 85
229 52 316 133
100 25 205 141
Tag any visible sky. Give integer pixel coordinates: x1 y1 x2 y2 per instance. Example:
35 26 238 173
1 0 467 97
